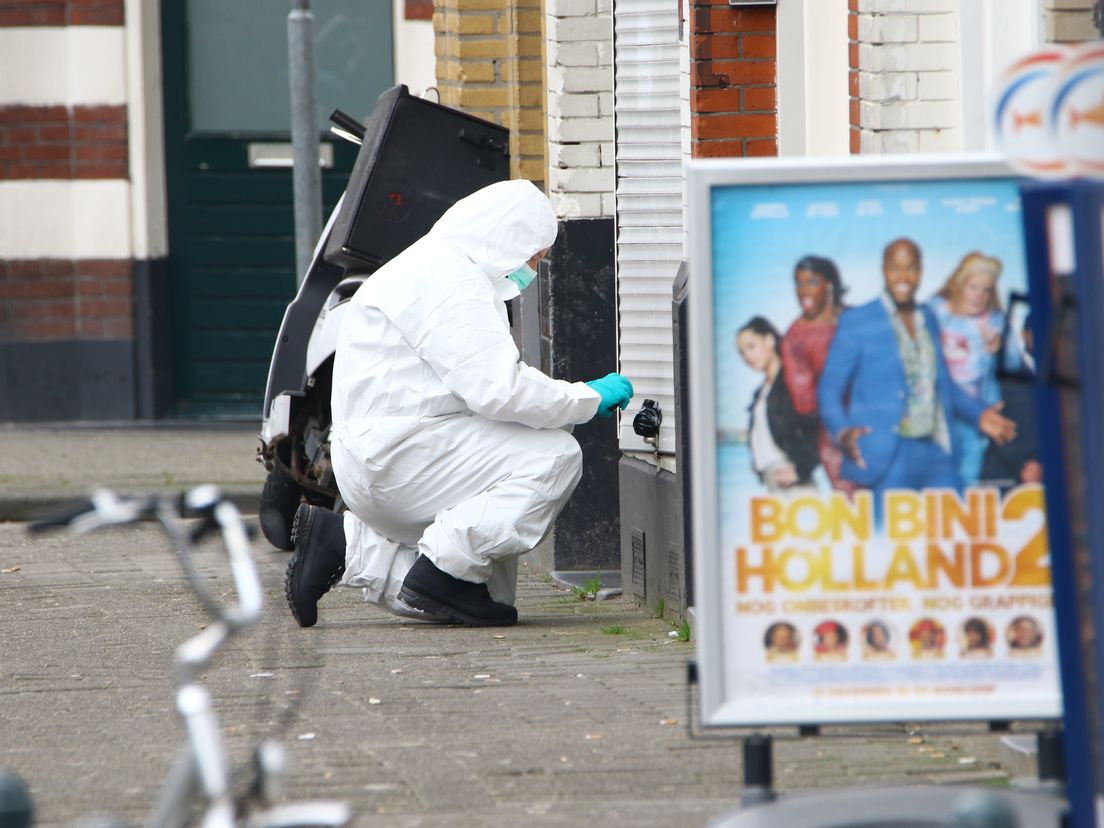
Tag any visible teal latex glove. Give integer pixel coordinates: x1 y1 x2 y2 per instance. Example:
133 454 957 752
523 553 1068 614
585 373 634 418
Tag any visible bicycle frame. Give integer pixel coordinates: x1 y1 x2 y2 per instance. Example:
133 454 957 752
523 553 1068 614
29 487 351 828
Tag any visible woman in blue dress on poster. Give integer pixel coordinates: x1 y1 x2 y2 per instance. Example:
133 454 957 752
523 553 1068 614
927 252 1010 487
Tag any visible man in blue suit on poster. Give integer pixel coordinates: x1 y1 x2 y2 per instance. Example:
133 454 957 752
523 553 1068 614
817 238 1017 498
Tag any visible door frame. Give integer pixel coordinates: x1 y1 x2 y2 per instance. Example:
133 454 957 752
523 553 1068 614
157 0 377 419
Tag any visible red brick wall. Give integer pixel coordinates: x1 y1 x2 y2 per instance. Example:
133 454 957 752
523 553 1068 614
689 2 777 158
405 0 432 21
0 105 128 180
0 259 132 342
0 0 124 26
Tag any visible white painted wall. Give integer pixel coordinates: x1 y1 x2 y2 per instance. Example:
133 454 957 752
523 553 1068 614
0 25 143 262
958 0 1041 150
0 181 132 259
126 0 169 260
777 0 849 157
392 0 436 96
0 27 127 105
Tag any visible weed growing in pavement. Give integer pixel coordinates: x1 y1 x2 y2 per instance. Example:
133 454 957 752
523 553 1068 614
654 597 665 618
675 619 690 642
601 625 625 635
571 577 603 600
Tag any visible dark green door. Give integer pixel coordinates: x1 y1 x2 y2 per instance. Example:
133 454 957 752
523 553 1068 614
161 0 393 418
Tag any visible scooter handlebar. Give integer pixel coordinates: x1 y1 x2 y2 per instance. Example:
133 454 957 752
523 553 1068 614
328 108 365 144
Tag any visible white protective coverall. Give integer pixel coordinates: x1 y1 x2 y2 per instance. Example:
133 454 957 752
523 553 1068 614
330 180 603 616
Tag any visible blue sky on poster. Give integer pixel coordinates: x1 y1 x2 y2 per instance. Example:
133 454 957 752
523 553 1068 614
710 177 1028 432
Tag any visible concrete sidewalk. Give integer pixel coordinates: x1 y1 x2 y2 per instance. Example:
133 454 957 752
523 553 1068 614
0 424 1043 826
0 423 267 521
1 521 1019 828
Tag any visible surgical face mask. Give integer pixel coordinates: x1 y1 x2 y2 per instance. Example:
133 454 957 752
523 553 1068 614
505 262 537 291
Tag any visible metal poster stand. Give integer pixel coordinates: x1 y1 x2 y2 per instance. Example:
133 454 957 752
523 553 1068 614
1021 178 1104 828
684 156 1099 827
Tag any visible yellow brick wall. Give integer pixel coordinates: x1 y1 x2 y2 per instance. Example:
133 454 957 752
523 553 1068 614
1043 1 1101 41
434 0 548 189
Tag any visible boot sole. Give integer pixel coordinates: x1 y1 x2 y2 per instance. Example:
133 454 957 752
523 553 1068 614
284 554 310 627
398 586 517 627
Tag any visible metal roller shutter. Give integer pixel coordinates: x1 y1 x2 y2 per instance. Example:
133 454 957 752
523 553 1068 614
613 0 683 454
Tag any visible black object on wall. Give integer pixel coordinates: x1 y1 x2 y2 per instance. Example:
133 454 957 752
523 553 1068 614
541 217 620 572
134 258 174 419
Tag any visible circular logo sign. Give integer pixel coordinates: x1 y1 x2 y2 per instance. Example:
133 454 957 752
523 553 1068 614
994 48 1071 177
1051 43 1104 178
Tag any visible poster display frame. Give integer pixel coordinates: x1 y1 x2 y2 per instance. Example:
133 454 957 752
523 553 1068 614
687 154 1063 729
1020 179 1104 828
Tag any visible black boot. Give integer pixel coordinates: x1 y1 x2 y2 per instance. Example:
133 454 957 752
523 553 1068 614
398 555 517 627
284 505 346 628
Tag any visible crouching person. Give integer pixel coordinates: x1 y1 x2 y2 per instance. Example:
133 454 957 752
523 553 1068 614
285 180 633 628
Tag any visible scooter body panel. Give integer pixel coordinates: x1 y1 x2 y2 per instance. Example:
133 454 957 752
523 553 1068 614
305 278 365 378
259 394 291 446
261 195 352 425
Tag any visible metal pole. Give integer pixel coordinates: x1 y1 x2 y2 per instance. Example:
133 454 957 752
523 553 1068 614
740 733 775 807
288 0 322 286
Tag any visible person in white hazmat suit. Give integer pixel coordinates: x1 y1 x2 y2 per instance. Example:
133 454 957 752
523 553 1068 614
284 179 634 627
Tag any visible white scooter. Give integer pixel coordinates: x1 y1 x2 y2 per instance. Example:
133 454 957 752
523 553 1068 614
257 85 511 550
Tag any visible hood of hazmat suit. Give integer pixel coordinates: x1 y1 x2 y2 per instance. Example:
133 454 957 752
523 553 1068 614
331 179 601 446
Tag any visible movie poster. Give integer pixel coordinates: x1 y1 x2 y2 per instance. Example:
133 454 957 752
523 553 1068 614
708 175 1061 723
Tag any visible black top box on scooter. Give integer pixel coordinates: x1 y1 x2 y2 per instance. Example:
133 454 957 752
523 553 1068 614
323 85 511 272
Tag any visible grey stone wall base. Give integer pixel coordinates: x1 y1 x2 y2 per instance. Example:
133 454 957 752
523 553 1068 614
0 339 136 421
550 569 623 600
619 454 687 617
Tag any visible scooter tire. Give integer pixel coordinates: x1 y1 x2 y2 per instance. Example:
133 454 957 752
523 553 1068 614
259 464 303 551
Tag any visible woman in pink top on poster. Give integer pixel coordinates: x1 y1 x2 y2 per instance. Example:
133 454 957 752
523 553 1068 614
780 256 853 494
